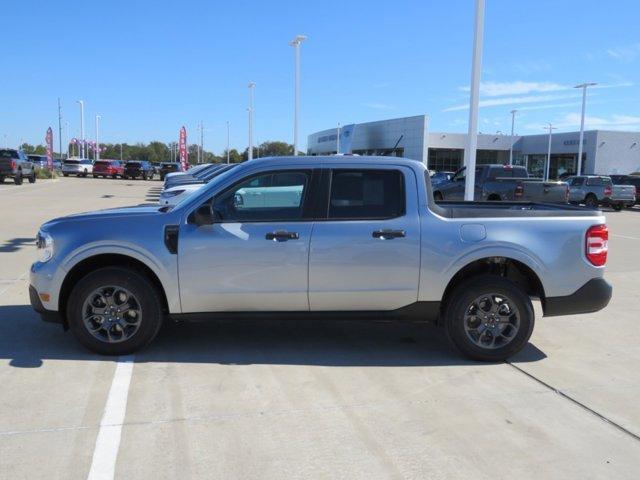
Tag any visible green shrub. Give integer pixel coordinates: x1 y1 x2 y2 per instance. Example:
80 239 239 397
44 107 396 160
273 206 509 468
35 169 59 179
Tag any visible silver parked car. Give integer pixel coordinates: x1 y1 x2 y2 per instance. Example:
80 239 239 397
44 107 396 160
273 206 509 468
566 175 635 210
62 158 93 177
30 156 611 361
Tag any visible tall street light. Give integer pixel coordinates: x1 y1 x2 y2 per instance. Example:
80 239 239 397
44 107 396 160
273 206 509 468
290 34 307 156
509 109 517 165
95 115 101 162
544 122 557 181
248 82 255 160
226 121 231 164
464 0 485 201
76 100 85 158
336 122 341 154
574 82 597 175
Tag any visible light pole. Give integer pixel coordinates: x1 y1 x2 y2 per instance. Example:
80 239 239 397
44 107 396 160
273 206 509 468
336 122 341 154
226 121 230 164
290 35 307 156
95 115 101 162
64 121 70 158
76 100 84 158
544 123 556 181
464 0 485 201
248 82 255 160
574 82 597 175
509 110 517 165
58 98 63 161
120 143 123 161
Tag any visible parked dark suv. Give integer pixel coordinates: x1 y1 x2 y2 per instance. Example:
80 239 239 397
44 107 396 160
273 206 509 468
123 161 154 180
159 162 184 181
0 149 36 185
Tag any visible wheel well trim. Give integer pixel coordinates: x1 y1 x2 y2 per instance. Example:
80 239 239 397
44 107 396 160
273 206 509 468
436 245 547 301
57 245 178 316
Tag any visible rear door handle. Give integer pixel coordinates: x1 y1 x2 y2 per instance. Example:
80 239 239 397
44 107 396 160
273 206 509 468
372 229 406 239
265 231 299 242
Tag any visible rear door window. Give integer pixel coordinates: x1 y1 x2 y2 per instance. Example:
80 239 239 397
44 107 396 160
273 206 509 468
328 169 405 220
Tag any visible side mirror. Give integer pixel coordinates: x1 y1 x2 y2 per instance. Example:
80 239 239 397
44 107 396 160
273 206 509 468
194 203 214 226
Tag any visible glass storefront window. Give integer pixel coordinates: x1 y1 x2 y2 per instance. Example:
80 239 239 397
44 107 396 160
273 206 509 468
427 148 463 172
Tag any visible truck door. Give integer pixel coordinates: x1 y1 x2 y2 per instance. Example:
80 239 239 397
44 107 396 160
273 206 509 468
308 166 421 311
178 168 316 312
568 177 585 202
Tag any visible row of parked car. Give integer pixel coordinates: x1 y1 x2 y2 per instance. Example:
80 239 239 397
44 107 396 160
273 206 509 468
0 148 194 186
430 165 639 210
60 158 188 181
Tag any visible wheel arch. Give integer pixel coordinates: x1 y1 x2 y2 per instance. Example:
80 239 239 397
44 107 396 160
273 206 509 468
439 256 545 324
58 253 169 326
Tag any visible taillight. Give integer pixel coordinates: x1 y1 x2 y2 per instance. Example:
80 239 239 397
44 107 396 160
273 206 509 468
604 185 612 197
586 224 608 266
11 160 16 169
514 182 524 199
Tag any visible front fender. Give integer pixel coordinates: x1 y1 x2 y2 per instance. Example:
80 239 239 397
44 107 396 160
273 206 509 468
53 241 180 313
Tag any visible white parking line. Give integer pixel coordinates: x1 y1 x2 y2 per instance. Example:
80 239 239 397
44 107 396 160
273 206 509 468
611 233 640 241
87 355 135 480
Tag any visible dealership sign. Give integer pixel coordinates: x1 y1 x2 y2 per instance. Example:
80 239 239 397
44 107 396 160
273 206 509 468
45 127 53 170
179 126 188 170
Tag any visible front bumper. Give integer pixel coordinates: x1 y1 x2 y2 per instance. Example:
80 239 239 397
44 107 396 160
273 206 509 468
543 278 612 317
29 285 63 324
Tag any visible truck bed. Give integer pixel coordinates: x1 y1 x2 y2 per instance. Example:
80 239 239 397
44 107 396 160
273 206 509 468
433 201 600 218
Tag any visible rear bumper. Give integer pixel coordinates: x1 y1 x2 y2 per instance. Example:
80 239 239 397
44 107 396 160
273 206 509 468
29 285 63 324
543 278 612 317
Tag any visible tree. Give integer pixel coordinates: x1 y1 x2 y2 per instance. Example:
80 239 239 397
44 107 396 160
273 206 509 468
20 143 46 154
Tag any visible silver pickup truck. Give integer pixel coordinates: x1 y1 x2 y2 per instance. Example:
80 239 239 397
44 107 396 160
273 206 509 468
433 164 569 203
30 156 612 361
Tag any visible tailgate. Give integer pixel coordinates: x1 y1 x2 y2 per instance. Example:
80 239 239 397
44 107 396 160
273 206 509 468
0 158 12 173
521 181 568 203
612 185 636 200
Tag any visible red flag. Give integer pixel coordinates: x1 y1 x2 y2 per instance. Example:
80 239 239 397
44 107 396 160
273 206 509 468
179 126 188 170
45 127 54 171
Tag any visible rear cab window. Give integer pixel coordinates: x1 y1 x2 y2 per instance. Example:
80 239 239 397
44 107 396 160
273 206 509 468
327 169 405 220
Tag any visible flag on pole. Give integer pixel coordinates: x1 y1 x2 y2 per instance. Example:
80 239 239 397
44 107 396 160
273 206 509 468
45 127 54 171
179 126 188 170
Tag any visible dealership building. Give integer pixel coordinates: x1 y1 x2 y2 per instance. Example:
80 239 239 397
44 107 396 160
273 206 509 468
307 115 640 178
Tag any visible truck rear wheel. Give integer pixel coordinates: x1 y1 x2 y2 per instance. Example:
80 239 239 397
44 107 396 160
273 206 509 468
67 266 164 355
584 194 598 208
14 173 23 185
28 171 36 183
443 275 534 362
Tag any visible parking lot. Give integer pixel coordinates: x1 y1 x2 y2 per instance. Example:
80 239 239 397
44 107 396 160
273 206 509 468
1 177 639 479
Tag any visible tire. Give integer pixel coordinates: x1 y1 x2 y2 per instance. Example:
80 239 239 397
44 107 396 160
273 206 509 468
142 173 147 181
443 275 535 362
83 169 88 177
14 173 23 185
66 266 164 355
0 175 4 183
433 191 444 202
123 175 128 180
63 173 69 177
93 175 98 178
584 194 598 209
487 195 501 201
612 204 622 211
28 171 36 183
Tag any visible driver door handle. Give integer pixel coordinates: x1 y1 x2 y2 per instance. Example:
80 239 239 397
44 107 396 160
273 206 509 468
265 231 299 242
372 229 406 240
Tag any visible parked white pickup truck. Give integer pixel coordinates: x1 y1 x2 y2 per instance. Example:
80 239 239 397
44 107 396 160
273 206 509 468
30 156 612 361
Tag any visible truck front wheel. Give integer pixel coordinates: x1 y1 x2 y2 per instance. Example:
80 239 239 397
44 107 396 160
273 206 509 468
443 275 534 362
67 266 164 355
14 172 23 185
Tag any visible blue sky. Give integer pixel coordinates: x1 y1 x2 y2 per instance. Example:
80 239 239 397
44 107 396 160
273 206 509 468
2 0 639 153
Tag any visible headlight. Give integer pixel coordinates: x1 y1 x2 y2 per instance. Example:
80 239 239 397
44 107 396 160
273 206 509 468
162 189 185 198
36 231 54 262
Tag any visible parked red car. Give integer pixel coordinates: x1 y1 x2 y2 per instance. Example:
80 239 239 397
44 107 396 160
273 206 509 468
93 160 124 179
